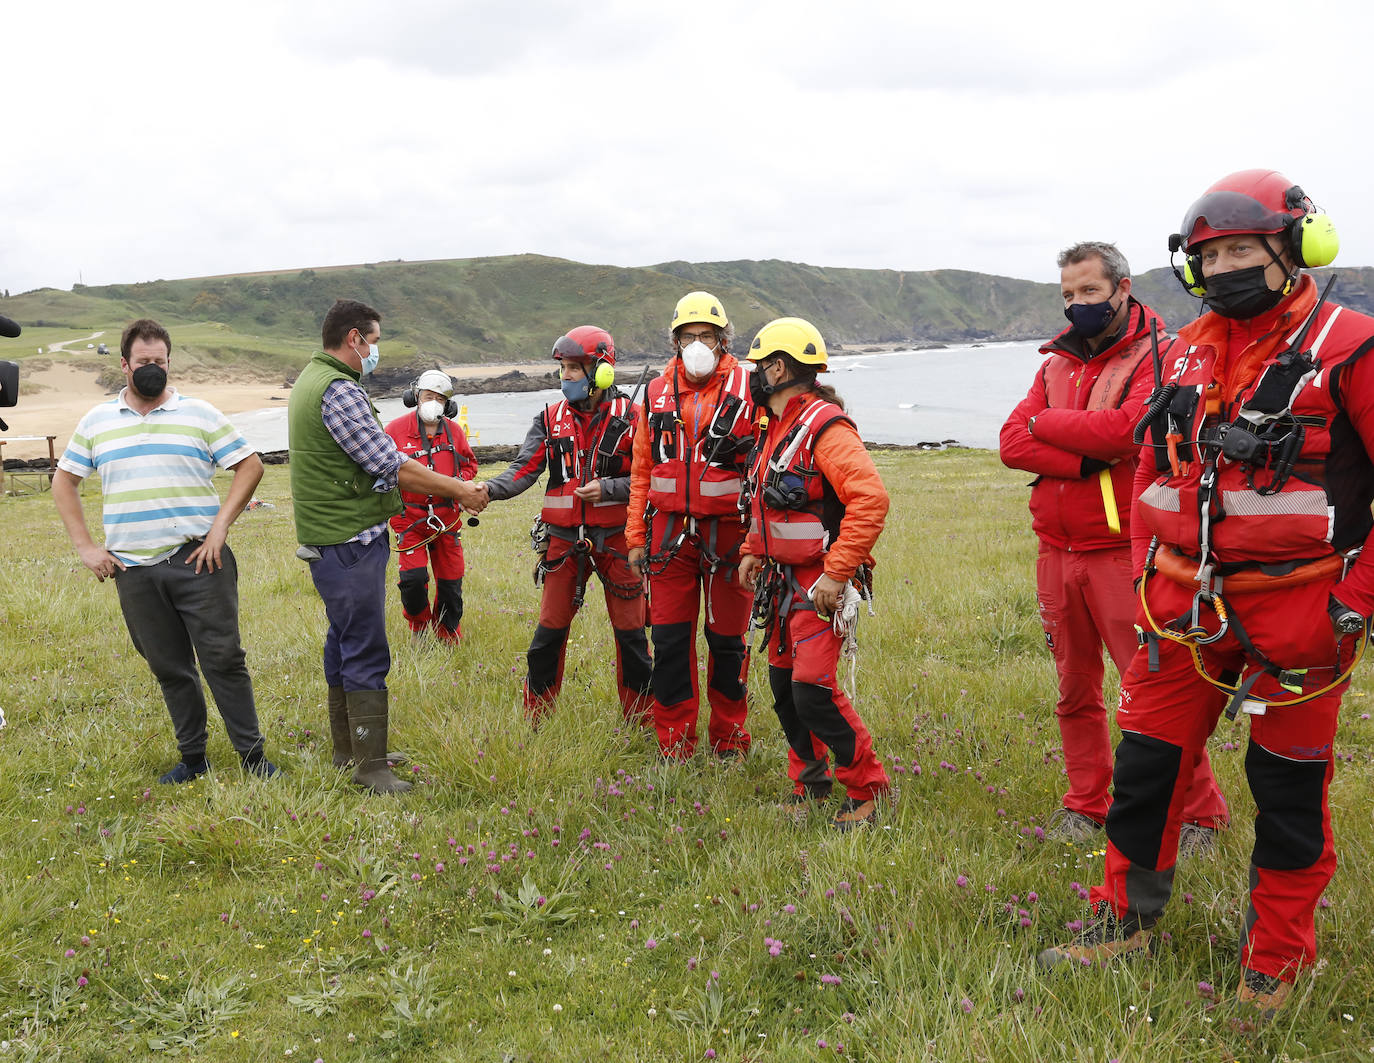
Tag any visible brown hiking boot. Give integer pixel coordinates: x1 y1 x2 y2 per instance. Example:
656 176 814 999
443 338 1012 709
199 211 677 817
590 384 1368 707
1045 807 1104 844
1037 904 1153 970
1177 822 1219 860
832 796 877 832
1237 967 1292 1022
780 789 830 827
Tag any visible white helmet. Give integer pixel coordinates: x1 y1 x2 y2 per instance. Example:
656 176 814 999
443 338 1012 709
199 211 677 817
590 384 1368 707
415 369 454 397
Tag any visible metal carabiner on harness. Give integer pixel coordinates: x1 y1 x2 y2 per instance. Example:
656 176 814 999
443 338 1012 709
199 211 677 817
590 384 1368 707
1184 588 1229 645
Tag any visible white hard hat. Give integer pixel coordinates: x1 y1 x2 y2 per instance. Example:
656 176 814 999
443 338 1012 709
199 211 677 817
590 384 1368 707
415 369 454 397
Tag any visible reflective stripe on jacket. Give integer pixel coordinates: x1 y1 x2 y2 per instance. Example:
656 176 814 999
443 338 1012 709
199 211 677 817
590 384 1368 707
383 413 477 533
627 353 756 549
1133 277 1374 568
539 395 635 529
745 392 889 582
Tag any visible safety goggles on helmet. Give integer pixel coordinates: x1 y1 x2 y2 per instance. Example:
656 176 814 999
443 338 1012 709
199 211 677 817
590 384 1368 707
552 334 591 362
1175 190 1298 252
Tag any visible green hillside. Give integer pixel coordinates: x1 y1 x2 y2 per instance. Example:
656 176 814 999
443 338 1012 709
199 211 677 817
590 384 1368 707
4 255 1373 380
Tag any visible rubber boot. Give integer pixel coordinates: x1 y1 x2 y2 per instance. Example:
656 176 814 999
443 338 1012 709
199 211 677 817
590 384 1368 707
346 689 411 795
331 685 407 768
328 686 352 768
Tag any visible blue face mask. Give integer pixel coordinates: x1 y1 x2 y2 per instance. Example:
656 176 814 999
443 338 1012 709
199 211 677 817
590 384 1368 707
561 376 591 402
360 343 380 375
1063 287 1119 339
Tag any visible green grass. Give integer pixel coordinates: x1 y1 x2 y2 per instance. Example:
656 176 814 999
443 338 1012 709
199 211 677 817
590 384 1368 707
2 450 1373 1060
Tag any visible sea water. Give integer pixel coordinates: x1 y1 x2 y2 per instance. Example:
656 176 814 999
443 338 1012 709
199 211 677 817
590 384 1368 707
229 340 1050 453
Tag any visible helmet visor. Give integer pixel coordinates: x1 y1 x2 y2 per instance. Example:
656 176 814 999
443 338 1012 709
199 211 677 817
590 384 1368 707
1180 190 1293 250
552 335 589 362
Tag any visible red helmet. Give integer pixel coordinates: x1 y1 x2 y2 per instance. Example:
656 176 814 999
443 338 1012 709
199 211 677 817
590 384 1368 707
552 325 615 365
1174 169 1313 253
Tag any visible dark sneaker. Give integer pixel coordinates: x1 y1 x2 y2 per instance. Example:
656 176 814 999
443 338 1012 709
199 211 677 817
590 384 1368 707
1237 967 1292 1022
1037 903 1154 970
1045 807 1104 844
1177 822 1218 860
243 757 281 779
832 796 877 832
158 759 210 785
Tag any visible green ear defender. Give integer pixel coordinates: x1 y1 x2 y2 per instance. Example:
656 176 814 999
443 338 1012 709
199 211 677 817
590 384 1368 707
594 361 615 390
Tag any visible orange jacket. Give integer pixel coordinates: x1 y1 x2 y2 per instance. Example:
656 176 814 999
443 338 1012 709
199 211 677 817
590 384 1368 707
744 391 889 583
626 351 753 549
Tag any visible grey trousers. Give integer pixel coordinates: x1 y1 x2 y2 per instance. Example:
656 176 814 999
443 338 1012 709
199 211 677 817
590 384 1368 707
113 540 264 761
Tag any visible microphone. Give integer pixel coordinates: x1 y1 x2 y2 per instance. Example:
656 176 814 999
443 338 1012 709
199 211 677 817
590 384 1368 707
0 315 20 338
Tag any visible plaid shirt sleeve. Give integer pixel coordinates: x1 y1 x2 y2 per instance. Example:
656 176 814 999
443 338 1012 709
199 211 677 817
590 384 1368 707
321 380 407 492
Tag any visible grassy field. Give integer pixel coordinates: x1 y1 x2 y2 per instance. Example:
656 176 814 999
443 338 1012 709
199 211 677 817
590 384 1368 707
2 450 1372 1061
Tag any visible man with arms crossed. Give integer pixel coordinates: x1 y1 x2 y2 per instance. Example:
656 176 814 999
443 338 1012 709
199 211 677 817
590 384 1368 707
1000 242 1227 848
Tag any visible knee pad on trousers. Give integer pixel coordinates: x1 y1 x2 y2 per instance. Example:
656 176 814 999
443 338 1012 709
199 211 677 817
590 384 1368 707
1106 731 1184 869
703 626 746 700
1245 739 1326 870
614 626 653 694
793 681 857 767
651 622 694 705
526 625 569 697
397 568 430 617
434 577 464 630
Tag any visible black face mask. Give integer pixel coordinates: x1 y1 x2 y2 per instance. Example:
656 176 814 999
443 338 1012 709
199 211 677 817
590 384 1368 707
130 363 167 398
1063 289 1118 339
1202 265 1287 320
748 370 773 408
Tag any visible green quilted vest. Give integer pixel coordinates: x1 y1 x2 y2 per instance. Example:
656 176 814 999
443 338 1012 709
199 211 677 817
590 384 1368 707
288 352 403 545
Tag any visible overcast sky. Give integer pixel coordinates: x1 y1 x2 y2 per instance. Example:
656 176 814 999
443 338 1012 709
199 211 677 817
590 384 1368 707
6 1 1374 295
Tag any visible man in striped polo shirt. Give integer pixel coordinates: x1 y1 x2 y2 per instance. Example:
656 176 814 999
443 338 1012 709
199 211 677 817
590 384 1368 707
53 318 278 784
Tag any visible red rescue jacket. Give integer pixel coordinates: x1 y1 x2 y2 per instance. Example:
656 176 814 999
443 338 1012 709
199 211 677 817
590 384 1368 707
384 412 477 533
1132 276 1374 612
627 354 755 548
1000 298 1161 551
537 395 635 529
744 391 889 584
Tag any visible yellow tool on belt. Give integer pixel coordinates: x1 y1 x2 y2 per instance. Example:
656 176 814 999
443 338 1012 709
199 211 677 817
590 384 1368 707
1098 468 1120 534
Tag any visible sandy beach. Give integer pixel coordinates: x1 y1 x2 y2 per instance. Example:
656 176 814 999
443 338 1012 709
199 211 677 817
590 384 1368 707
0 361 550 461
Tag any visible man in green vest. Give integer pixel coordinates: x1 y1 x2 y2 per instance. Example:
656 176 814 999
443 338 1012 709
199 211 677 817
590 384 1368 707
289 299 488 794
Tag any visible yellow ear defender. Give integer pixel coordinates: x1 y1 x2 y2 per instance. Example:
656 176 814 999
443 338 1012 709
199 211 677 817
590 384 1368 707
1181 255 1207 297
594 361 615 390
1294 212 1339 268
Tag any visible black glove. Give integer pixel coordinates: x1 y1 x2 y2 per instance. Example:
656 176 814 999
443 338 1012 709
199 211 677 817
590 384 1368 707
1328 593 1365 635
1081 457 1111 477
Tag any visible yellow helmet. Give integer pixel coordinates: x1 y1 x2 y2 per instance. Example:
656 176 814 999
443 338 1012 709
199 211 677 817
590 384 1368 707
748 317 828 369
671 291 729 332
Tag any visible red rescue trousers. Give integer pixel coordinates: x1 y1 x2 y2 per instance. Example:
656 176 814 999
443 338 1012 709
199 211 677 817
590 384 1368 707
647 517 751 758
1092 574 1349 982
524 530 653 728
767 562 888 801
1036 542 1228 826
396 521 466 642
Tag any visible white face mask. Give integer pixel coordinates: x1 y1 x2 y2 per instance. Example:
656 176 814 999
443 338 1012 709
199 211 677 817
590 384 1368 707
680 340 718 380
419 399 445 424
